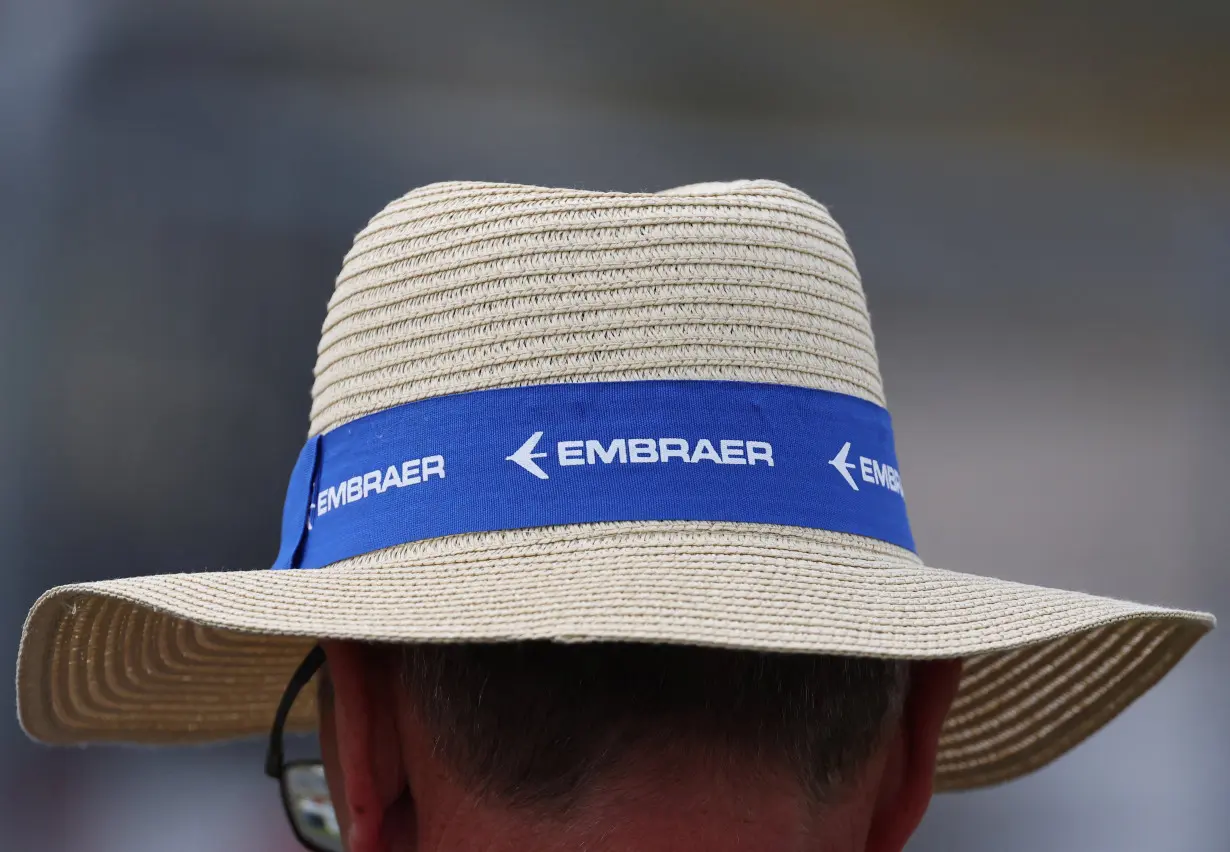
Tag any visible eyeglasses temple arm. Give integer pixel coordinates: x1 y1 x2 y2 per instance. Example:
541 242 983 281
264 644 327 778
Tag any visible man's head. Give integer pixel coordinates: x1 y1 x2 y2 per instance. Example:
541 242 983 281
17 180 1212 852
316 640 962 852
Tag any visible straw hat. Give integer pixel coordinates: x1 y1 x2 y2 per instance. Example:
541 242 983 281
16 179 1213 790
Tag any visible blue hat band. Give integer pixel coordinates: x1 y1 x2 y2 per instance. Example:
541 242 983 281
273 380 913 570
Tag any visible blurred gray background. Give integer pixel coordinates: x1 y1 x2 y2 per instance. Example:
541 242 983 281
2 0 1227 849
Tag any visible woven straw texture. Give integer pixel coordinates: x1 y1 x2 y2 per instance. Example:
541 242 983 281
17 180 1213 791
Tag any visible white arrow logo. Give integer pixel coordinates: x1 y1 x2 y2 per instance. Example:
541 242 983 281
828 441 859 491
507 431 550 479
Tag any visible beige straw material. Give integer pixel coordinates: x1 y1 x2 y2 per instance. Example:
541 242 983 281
16 180 1213 791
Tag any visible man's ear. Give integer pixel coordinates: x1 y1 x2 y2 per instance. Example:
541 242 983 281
865 659 963 852
320 641 412 852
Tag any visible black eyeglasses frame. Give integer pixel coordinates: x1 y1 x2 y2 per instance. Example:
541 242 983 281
265 644 334 852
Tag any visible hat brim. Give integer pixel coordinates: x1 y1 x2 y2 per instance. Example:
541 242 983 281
17 521 1212 791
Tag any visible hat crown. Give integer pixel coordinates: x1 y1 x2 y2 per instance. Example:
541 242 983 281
310 180 883 437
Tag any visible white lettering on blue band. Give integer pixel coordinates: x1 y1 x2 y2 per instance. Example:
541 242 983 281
271 380 914 570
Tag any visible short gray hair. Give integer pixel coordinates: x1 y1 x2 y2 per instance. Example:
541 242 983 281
400 642 909 811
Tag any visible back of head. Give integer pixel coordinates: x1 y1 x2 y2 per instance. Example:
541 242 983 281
401 642 909 809
319 639 953 852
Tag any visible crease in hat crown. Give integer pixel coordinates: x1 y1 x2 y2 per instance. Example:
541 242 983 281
309 179 884 438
